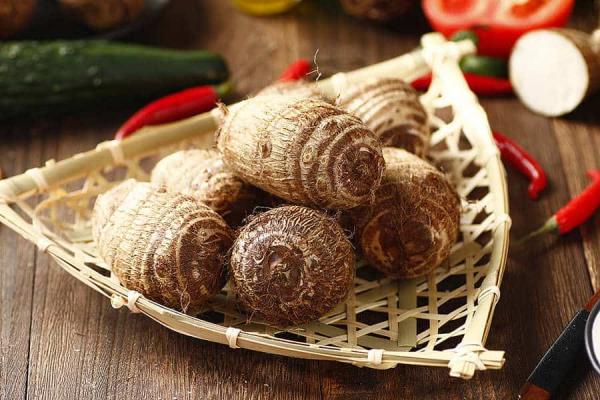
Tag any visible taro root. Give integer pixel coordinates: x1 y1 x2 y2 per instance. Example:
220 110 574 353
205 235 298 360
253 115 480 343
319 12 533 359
216 94 385 210
0 0 37 39
230 206 355 327
92 180 233 312
351 148 460 279
151 149 265 227
58 0 145 31
337 78 430 157
510 29 600 117
256 80 331 103
339 0 415 22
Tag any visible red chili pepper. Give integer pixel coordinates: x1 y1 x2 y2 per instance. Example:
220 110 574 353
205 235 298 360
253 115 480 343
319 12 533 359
411 72 512 96
115 59 311 140
410 74 434 92
277 59 311 82
492 131 547 200
518 170 600 244
115 82 232 140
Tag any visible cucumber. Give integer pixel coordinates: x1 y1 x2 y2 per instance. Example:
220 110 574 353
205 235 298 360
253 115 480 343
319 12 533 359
0 40 229 120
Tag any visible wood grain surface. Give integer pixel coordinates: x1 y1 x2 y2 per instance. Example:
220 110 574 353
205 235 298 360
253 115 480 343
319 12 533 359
2 1 600 399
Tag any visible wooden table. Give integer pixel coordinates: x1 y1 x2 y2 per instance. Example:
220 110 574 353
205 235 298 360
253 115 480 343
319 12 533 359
2 1 600 399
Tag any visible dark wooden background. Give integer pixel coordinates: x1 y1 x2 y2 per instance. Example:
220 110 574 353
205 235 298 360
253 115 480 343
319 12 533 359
2 1 600 399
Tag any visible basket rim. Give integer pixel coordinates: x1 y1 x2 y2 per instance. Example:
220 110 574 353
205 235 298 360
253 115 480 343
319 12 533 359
0 33 509 378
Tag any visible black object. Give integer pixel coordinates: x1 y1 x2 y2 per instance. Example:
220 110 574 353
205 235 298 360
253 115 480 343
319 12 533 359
519 310 589 399
585 300 600 375
519 290 600 399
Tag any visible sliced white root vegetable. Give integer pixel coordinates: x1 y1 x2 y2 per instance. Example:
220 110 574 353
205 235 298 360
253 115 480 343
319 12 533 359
510 29 600 117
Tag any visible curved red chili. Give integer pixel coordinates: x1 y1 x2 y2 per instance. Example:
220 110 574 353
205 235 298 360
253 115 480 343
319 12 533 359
518 170 600 244
411 72 512 96
555 170 600 234
115 59 311 140
493 131 547 200
115 82 231 140
277 59 311 82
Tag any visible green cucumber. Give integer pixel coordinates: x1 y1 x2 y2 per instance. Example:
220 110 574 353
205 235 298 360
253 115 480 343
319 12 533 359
0 40 229 120
459 55 508 78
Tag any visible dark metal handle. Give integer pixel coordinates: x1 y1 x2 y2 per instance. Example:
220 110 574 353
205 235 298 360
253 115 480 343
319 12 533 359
519 310 590 399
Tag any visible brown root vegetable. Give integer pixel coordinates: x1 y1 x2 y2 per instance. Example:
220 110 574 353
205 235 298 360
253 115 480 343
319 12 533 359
339 0 414 22
351 148 460 279
92 180 233 312
58 0 145 31
0 0 37 39
230 205 354 327
510 28 600 117
256 81 331 103
217 94 385 210
336 78 430 157
151 149 265 227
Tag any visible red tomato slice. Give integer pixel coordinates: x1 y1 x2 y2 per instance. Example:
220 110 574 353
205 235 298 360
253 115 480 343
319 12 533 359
422 0 491 31
422 0 575 58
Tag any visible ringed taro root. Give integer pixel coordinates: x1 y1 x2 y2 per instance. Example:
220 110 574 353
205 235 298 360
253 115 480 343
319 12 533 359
337 78 430 157
339 0 415 22
230 206 355 327
92 180 233 312
151 149 264 227
351 148 460 279
59 0 145 31
217 94 385 210
0 0 37 39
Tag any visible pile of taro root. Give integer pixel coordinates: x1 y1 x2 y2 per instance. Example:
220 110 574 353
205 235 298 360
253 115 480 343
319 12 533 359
93 76 461 328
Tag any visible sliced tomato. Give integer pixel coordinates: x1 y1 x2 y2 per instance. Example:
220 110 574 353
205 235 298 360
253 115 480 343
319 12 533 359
422 0 575 58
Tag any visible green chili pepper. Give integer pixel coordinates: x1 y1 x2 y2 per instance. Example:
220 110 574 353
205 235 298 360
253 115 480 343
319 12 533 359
450 30 479 47
459 55 508 78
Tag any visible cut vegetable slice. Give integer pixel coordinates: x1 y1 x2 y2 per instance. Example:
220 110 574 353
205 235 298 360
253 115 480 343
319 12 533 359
422 0 575 57
510 29 595 117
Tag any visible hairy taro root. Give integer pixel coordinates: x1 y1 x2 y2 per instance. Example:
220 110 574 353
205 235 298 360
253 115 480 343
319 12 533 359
151 149 264 227
337 78 430 157
340 0 415 22
230 206 355 327
217 94 385 210
92 180 233 312
59 0 145 31
351 148 460 279
0 0 37 39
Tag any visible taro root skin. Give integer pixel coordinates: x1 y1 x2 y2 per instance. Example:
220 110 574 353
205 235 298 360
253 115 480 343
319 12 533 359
217 94 385 210
340 0 415 22
352 148 460 279
92 180 233 312
59 0 145 31
0 0 37 39
337 78 430 157
151 149 264 227
230 206 355 327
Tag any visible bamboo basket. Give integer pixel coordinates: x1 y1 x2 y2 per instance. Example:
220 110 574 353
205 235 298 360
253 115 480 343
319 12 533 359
0 33 509 379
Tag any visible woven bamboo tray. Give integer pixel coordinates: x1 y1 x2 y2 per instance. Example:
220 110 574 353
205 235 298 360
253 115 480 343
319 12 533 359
0 33 509 379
